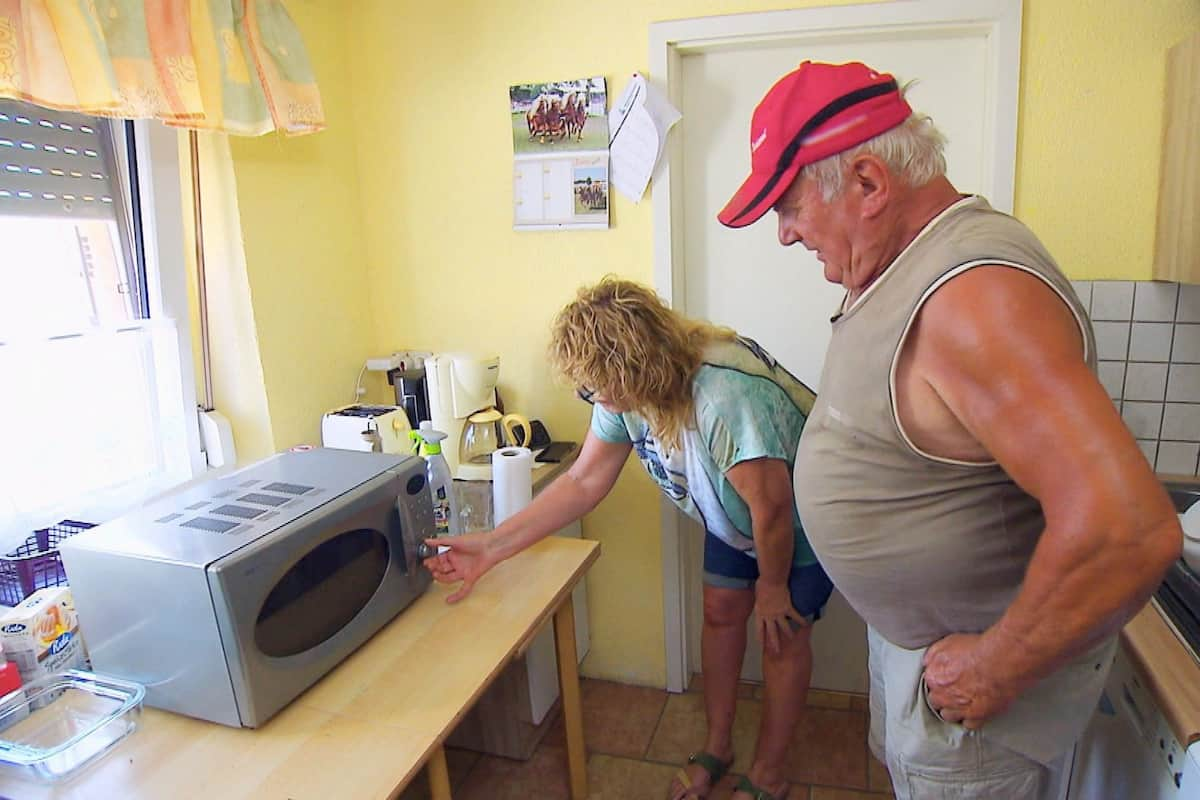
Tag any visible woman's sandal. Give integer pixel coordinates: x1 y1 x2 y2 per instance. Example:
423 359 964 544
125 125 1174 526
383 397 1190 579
673 750 733 798
733 775 789 800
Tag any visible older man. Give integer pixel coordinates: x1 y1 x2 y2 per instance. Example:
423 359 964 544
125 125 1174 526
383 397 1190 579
719 60 1182 799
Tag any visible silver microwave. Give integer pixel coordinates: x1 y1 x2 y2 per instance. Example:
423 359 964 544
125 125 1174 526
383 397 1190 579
59 448 434 727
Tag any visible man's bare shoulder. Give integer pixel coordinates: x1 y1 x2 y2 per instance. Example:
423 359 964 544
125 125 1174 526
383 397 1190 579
894 265 1087 463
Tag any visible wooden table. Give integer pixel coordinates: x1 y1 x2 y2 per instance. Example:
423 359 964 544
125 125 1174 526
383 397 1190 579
0 537 600 800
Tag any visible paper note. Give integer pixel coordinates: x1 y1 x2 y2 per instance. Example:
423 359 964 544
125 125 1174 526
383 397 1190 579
608 73 681 203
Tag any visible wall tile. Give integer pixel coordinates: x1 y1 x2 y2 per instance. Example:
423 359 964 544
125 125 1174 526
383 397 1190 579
1128 323 1174 362
1097 361 1126 400
1180 285 1200 324
1091 281 1135 321
1173 324 1200 363
1071 280 1092 312
1167 364 1200 403
1124 362 1169 401
1163 404 1200 442
1137 440 1159 467
1157 442 1200 476
1123 402 1164 439
1133 282 1179 322
1093 322 1130 361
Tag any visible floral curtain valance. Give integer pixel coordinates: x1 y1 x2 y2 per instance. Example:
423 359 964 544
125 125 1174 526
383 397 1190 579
0 0 324 136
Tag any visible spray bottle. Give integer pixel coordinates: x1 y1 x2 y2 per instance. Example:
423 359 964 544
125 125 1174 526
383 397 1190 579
414 426 461 537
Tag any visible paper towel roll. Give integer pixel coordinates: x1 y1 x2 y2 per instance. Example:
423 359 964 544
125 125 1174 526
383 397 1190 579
492 447 533 526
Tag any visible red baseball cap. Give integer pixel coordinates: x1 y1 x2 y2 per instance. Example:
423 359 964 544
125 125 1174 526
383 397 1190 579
718 61 912 229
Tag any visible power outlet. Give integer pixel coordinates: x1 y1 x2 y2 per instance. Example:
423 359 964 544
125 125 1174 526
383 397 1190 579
366 354 402 372
365 350 432 372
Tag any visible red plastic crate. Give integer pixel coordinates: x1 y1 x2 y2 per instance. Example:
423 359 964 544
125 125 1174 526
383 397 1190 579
0 520 95 607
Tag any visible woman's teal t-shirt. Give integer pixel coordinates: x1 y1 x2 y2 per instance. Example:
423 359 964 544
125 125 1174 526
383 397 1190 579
590 336 818 566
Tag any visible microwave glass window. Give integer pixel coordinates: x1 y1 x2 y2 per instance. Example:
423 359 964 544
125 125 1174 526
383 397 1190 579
254 529 390 657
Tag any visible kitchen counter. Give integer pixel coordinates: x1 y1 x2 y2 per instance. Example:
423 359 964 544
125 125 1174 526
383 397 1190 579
1122 599 1200 747
531 444 579 490
0 537 599 799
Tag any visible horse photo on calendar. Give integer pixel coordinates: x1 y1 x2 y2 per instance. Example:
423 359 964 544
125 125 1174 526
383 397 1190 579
509 76 608 155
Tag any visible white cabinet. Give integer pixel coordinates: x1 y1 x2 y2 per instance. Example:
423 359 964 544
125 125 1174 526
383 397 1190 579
525 519 588 724
1067 644 1197 799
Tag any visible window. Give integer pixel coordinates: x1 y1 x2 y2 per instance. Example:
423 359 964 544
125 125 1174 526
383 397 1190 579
0 99 201 545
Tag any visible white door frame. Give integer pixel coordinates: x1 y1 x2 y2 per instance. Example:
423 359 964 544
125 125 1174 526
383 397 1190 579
649 0 1023 692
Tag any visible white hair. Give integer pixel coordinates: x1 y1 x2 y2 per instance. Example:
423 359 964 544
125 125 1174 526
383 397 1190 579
800 112 948 201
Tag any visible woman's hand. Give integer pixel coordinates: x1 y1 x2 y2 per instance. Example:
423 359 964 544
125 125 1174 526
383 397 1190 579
755 579 805 655
423 532 499 604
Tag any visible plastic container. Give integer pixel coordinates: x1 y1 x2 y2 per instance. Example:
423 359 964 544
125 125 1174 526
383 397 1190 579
0 670 144 783
413 427 461 537
0 521 96 607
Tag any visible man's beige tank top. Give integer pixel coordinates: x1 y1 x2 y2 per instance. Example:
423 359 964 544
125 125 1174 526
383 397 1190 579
794 196 1096 649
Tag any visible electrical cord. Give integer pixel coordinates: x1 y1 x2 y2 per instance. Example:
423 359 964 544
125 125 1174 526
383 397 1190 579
351 362 368 403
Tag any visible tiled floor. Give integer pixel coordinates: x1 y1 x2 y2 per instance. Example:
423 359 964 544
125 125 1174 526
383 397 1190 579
400 676 894 799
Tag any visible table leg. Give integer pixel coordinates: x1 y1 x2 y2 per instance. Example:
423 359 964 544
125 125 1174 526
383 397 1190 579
554 595 587 800
428 745 452 800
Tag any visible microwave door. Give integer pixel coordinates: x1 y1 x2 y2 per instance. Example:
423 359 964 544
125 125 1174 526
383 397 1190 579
206 464 431 727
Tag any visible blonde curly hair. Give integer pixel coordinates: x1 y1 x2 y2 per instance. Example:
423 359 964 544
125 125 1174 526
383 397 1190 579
549 277 734 451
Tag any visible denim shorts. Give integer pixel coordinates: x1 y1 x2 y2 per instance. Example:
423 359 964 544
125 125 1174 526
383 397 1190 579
702 531 834 622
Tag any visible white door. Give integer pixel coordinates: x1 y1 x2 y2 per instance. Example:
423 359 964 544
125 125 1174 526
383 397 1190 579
652 1 1022 693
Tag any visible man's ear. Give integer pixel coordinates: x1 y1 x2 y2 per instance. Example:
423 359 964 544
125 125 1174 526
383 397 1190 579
848 154 889 218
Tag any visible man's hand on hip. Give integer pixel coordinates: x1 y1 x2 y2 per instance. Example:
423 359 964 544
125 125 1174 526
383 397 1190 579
922 633 1022 729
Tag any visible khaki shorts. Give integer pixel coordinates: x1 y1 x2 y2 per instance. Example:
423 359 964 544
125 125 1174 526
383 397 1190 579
867 626 1114 800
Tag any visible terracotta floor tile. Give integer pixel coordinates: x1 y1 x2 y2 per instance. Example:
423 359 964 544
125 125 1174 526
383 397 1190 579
397 746 485 799
646 692 764 776
587 753 682 799
783 707 869 790
867 754 894 795
806 690 853 709
455 743 571 800
543 678 668 759
689 672 758 699
811 788 892 800
753 686 864 711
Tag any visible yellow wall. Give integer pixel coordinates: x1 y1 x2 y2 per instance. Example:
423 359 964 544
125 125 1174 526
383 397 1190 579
226 0 375 452
1016 0 1199 280
222 0 1200 688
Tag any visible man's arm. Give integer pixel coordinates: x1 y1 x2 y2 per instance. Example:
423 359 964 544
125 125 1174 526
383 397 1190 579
912 266 1181 726
725 457 802 654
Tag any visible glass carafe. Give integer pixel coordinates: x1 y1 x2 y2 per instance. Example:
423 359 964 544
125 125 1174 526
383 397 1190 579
460 408 532 466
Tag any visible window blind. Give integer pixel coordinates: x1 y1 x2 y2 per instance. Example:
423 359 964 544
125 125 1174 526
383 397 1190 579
0 100 121 221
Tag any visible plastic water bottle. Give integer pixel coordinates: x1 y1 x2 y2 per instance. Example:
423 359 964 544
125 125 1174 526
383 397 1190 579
416 428 461 537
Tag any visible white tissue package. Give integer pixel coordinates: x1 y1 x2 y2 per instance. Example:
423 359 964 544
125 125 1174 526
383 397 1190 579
0 587 86 692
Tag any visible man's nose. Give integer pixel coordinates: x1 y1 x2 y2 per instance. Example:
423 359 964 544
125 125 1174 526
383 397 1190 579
778 217 802 247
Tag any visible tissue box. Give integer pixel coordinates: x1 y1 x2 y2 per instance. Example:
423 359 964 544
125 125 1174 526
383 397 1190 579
0 588 85 699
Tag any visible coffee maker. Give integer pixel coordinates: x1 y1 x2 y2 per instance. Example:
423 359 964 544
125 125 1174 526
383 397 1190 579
425 353 502 480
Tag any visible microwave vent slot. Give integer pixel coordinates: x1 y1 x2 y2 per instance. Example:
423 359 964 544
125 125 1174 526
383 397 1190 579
155 513 182 524
181 517 240 533
262 482 313 495
238 493 290 507
239 480 260 487
211 504 266 520
185 501 209 510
